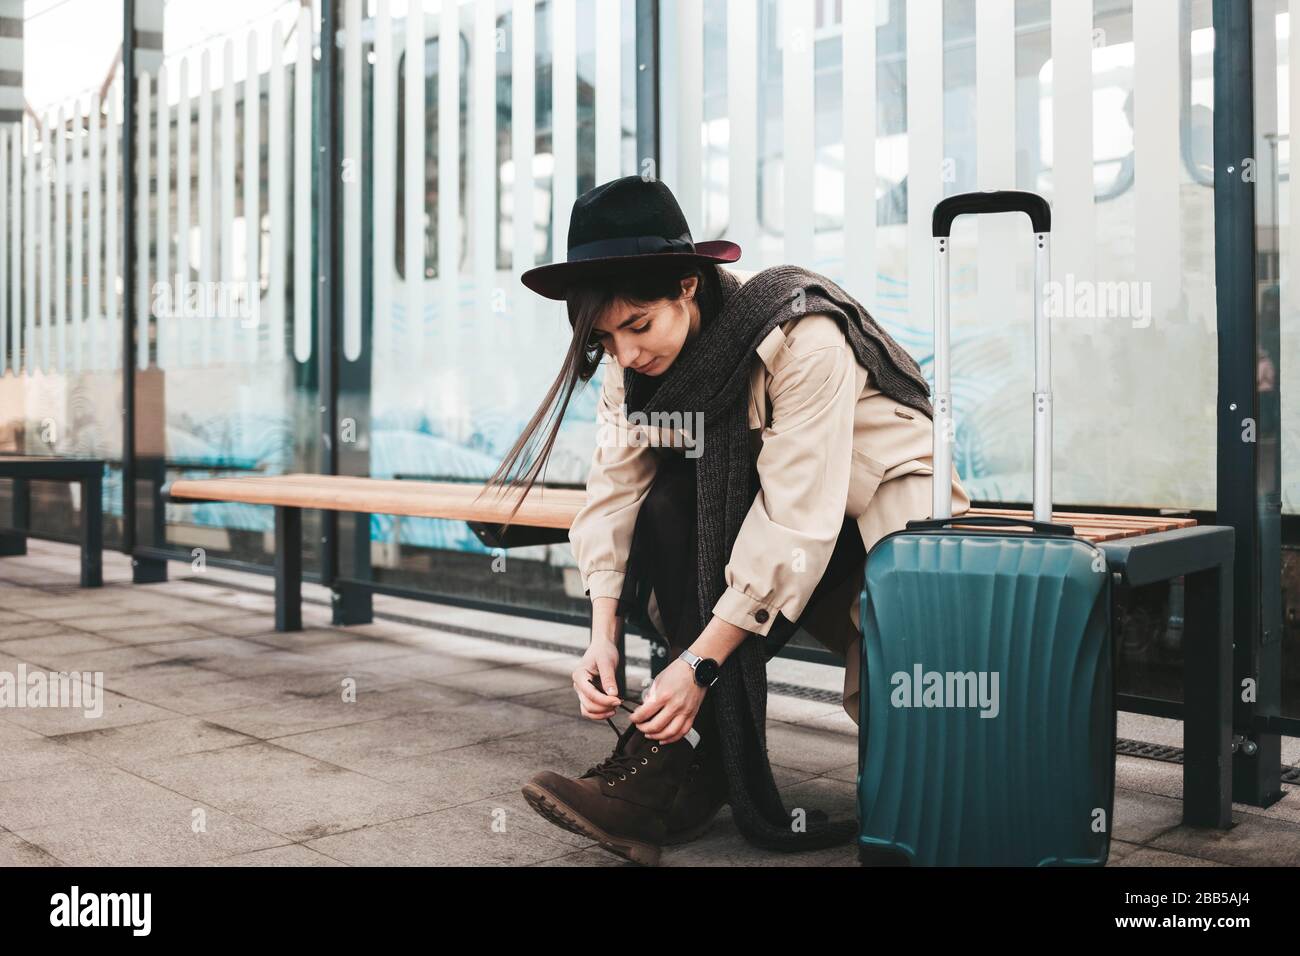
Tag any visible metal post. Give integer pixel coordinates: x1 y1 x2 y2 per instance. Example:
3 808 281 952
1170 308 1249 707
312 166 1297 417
635 0 659 177
122 0 137 559
318 0 341 588
1212 0 1283 808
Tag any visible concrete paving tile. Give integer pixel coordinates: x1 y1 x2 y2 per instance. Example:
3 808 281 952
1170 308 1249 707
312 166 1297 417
0 611 27 625
245 629 425 668
1114 754 1184 801
133 742 440 841
191 614 285 638
13 600 133 621
765 720 859 774
57 612 183 634
0 620 67 641
422 660 574 699
0 831 63 865
0 763 217 831
54 717 259 771
0 630 123 660
1103 839 1145 865
0 587 69 608
768 695 851 726
15 805 286 866
265 695 571 766
0 719 42 742
0 737 106 782
823 761 858 785
90 624 224 648
195 844 348 866
0 687 176 736
533 846 636 867
302 803 578 866
134 635 330 679
1149 811 1300 867
201 680 483 740
1112 788 1187 844
1112 847 1229 867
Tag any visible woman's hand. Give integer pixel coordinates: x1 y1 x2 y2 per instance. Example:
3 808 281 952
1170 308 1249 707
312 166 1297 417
573 634 622 721
628 658 707 744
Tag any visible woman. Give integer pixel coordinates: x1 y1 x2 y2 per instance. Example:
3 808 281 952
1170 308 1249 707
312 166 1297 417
482 175 971 865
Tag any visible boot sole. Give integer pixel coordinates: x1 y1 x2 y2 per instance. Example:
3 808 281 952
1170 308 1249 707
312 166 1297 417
521 782 663 867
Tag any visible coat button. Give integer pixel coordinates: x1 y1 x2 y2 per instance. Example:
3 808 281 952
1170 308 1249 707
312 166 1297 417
754 608 769 623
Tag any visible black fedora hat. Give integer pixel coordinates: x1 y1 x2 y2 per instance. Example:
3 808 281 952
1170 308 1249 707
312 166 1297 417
520 175 742 300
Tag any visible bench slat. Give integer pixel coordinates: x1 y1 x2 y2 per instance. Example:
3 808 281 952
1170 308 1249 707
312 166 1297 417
167 474 1195 543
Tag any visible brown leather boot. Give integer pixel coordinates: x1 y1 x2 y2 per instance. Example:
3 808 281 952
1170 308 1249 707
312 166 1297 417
522 716 699 866
663 738 729 844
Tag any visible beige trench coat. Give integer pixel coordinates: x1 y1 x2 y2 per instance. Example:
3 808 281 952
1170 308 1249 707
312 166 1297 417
568 267 972 722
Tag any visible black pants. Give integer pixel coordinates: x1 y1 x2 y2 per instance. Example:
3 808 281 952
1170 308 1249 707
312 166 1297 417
617 450 867 724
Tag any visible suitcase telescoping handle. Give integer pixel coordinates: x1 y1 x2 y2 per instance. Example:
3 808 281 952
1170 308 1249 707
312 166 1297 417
929 189 1053 524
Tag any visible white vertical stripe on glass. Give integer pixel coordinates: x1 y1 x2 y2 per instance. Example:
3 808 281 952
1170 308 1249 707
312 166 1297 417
55 106 67 373
72 98 84 372
8 123 18 375
439 0 461 375
24 116 34 374
177 62 191 367
375 0 396 368
40 115 51 372
343 0 362 361
245 30 260 363
269 21 286 363
976 0 1015 336
294 6 312 363
594 0 620 184
107 86 119 370
88 96 101 370
221 38 236 364
137 77 150 371
551 0 575 296
780 0 813 265
0 128 7 374
675 0 702 240
727 0 758 271
471 0 494 354
1133 0 1179 328
200 50 214 365
1292 0 1300 316
906 0 942 335
841 0 874 308
405 2 425 364
157 66 170 368
1050 0 1095 325
510 0 534 357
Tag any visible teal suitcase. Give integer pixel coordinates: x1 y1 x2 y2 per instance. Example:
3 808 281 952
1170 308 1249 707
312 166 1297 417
856 191 1115 866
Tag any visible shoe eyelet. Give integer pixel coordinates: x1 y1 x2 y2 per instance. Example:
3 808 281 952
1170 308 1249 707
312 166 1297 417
651 746 658 753
630 768 637 774
607 780 615 786
640 757 648 765
619 774 626 780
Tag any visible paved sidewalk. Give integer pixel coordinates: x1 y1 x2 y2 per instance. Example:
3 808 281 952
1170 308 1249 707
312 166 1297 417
0 539 1296 866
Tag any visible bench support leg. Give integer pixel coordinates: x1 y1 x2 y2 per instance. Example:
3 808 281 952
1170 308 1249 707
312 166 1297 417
275 506 302 632
132 556 169 584
0 478 30 556
1182 563 1233 828
80 475 102 588
332 581 373 626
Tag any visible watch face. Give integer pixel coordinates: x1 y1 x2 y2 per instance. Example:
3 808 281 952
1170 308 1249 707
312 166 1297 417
694 658 720 687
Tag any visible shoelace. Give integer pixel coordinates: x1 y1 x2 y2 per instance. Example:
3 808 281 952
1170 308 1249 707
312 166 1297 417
582 681 660 785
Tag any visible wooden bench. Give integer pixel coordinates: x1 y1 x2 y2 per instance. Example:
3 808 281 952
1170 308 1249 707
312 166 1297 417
1 455 104 588
165 472 1234 829
165 472 1197 631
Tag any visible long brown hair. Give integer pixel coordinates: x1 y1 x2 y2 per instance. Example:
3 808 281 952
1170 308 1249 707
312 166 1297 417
477 261 719 529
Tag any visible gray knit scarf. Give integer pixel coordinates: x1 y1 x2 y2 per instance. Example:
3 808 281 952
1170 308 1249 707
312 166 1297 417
621 264 934 851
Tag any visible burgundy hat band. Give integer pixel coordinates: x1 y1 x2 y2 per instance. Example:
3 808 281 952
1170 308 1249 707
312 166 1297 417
565 232 695 262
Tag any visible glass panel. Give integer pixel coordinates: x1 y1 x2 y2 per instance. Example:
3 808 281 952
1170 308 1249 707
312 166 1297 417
0 1 124 548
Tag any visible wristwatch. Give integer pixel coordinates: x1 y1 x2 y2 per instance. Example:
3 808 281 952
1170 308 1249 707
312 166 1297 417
678 649 720 688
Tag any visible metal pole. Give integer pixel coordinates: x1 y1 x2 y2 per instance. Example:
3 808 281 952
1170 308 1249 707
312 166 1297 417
318 0 342 586
1212 0 1283 808
122 0 137 558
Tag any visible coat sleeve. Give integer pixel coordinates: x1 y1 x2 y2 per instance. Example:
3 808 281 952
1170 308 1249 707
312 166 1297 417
711 316 858 637
568 361 660 603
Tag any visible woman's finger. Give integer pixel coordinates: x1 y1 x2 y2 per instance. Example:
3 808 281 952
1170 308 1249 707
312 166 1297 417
655 714 690 744
638 705 678 737
575 672 621 708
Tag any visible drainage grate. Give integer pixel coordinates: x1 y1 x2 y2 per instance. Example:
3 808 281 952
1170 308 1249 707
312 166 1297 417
1117 737 1185 763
